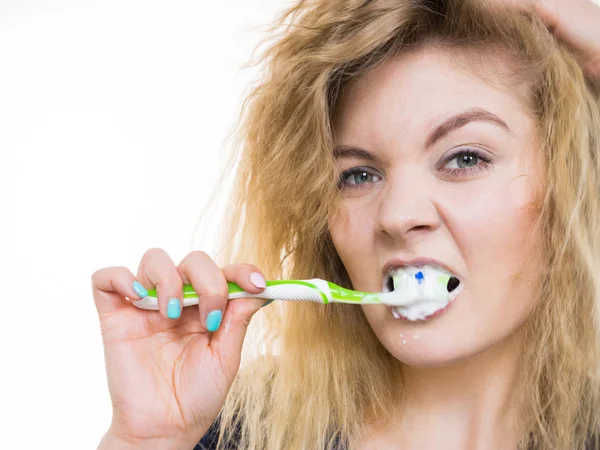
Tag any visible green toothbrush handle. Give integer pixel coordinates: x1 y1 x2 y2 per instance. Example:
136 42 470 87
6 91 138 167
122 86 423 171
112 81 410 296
132 279 333 311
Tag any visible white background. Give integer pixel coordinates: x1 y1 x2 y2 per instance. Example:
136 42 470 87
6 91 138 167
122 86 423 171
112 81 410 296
1 1 599 449
0 1 288 449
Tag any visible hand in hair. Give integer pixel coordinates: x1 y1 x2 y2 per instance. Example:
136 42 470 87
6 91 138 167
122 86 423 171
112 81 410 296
493 0 600 77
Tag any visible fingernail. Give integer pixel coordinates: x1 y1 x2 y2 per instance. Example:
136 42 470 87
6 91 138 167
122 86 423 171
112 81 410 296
261 299 274 308
133 281 148 298
206 310 222 332
250 272 266 289
167 298 181 319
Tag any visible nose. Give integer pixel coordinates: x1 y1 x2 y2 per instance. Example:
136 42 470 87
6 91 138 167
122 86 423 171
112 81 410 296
376 172 441 239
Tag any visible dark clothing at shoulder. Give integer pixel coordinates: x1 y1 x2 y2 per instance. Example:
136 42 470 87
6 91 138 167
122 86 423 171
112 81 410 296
195 420 598 450
194 418 346 450
194 418 240 450
194 422 218 450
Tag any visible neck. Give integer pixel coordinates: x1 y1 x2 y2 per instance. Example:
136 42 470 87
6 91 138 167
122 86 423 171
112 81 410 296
363 327 525 450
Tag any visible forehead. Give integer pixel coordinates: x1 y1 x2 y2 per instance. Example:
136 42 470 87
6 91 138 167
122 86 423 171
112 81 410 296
332 45 533 140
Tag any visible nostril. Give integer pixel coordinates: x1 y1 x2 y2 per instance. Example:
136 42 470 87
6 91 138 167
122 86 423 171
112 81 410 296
447 277 460 292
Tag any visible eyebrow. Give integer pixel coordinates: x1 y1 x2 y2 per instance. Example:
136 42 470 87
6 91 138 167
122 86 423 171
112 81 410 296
333 107 509 160
332 145 377 160
425 107 509 148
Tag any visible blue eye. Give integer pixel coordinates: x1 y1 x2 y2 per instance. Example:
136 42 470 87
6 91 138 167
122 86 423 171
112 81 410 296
441 148 492 176
445 152 480 169
456 153 479 168
340 167 382 188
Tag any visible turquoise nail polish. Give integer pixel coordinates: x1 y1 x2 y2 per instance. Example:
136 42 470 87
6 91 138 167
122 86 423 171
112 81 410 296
133 281 148 298
167 298 181 319
261 299 274 308
206 310 222 332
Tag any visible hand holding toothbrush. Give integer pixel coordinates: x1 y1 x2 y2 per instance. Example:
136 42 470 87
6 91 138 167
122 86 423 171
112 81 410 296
92 248 270 449
92 247 460 449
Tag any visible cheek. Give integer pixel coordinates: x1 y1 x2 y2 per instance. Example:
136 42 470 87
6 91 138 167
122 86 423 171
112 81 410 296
329 200 379 285
445 174 542 318
454 175 538 265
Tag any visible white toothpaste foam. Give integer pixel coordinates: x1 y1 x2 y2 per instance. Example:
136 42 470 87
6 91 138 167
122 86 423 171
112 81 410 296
380 264 462 321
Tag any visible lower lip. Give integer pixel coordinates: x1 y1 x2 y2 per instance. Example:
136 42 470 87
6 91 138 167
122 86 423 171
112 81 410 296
389 295 458 321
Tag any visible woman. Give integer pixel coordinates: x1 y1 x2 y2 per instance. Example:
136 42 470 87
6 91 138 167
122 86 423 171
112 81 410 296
92 0 600 448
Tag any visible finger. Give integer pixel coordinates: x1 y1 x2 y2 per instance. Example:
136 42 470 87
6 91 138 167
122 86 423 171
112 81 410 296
137 248 183 320
177 251 229 333
221 263 268 296
489 0 600 76
91 266 148 316
539 0 600 67
209 264 269 368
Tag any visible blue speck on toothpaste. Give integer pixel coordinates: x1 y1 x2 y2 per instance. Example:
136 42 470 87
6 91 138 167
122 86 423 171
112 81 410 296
415 271 424 284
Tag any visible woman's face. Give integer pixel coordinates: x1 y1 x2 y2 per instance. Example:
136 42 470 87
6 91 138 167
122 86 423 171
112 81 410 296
329 46 543 366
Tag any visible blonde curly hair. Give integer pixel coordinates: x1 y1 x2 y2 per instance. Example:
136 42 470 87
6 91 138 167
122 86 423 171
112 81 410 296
198 0 600 448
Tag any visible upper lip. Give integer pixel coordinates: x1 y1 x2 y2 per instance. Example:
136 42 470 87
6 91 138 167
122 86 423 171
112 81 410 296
382 257 460 279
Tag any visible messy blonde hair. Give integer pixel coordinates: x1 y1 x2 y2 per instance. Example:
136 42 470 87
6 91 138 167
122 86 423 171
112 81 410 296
201 0 600 448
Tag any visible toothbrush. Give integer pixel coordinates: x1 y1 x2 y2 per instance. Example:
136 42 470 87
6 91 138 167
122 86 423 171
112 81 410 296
133 279 384 310
132 275 459 311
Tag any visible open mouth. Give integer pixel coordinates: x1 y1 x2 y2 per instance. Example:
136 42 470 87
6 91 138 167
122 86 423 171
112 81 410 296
382 263 463 321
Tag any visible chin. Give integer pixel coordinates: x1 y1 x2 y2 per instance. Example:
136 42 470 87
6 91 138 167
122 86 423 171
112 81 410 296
364 304 495 368
388 340 483 368
378 322 524 369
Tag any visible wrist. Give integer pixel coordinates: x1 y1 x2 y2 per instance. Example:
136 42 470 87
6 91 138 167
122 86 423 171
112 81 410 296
98 428 201 450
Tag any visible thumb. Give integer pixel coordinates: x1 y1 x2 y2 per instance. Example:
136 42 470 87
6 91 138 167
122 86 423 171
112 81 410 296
91 266 143 316
208 297 269 372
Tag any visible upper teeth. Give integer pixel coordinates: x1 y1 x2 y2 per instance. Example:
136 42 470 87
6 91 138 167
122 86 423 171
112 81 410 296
375 264 463 320
383 263 459 293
